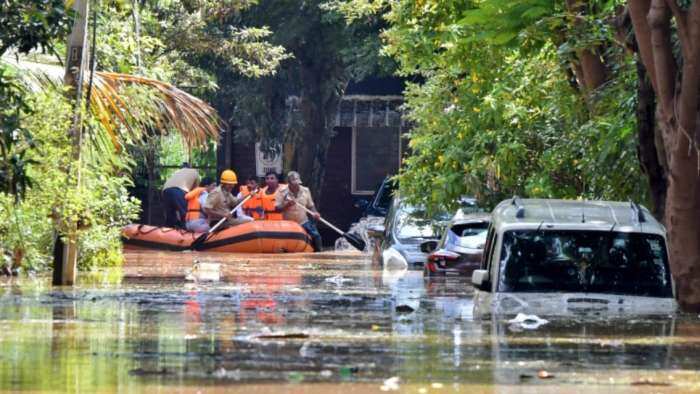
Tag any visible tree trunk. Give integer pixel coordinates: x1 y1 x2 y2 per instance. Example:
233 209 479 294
628 0 700 311
577 49 608 91
566 0 609 93
665 130 700 311
292 63 343 206
131 0 142 70
55 0 89 286
635 60 667 219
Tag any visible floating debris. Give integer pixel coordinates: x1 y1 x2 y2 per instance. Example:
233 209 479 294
286 371 304 383
630 379 671 386
395 304 415 313
212 367 241 380
256 332 309 339
508 313 549 330
537 370 554 379
185 260 221 282
128 368 173 376
325 274 353 286
380 376 400 391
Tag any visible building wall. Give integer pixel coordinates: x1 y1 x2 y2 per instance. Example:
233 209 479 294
230 141 257 181
228 127 363 246
222 94 407 246
318 127 364 245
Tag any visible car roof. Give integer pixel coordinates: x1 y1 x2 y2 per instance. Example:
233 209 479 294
491 198 664 235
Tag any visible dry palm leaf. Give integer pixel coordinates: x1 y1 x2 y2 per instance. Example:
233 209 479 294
3 57 222 149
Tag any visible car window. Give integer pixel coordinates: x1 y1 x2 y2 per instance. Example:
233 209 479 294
497 230 673 298
376 180 396 211
384 198 398 229
395 212 439 240
394 205 448 241
445 222 489 249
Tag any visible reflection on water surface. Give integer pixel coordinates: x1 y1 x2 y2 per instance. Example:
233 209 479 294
0 250 699 393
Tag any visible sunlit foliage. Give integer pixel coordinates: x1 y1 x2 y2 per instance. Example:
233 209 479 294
330 0 644 213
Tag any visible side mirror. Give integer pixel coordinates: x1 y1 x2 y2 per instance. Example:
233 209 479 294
420 240 438 254
366 224 386 239
354 199 369 210
472 269 491 292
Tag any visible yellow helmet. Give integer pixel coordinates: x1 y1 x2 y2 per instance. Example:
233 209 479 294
220 169 238 185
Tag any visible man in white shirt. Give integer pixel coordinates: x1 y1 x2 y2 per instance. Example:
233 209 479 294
162 164 199 228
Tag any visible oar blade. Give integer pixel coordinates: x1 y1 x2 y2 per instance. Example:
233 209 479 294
191 232 209 250
343 232 366 251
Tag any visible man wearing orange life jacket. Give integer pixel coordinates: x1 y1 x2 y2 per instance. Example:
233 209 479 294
260 171 285 221
184 177 216 232
236 175 264 220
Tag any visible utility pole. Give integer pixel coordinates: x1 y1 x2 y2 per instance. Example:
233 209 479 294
55 0 90 286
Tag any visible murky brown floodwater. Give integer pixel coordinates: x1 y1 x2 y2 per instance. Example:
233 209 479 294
1 250 699 393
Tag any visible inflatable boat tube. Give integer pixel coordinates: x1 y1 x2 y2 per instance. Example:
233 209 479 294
122 220 314 253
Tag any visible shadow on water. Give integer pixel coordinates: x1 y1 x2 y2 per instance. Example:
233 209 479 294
1 251 700 392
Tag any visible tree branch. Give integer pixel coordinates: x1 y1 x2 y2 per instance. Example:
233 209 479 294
680 1 700 143
663 0 691 59
628 0 658 92
647 0 677 122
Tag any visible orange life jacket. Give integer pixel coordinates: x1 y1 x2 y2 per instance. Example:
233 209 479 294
185 187 206 221
239 186 265 220
261 186 283 221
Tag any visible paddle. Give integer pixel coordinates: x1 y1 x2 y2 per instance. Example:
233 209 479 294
191 191 255 250
292 201 366 251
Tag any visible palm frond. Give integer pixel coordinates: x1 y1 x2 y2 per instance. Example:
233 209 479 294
2 57 222 149
90 72 222 148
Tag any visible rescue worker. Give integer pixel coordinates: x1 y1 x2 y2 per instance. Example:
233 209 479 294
237 176 264 221
276 171 323 252
261 172 284 221
184 177 216 232
203 170 253 229
162 165 199 228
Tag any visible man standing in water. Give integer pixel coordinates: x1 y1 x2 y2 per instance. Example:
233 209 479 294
203 170 253 229
276 171 323 252
162 164 199 228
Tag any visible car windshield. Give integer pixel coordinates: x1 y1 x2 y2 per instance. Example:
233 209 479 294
445 222 489 249
395 205 449 241
497 230 673 298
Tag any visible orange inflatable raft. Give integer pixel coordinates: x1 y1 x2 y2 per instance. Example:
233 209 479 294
122 220 314 253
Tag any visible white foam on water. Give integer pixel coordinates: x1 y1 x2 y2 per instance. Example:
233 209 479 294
334 215 385 252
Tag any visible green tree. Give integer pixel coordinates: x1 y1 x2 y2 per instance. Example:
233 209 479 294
0 0 73 57
204 0 391 200
329 0 643 211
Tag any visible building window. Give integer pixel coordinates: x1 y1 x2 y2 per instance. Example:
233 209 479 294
352 126 401 195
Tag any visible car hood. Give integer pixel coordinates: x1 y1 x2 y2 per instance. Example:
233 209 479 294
477 292 678 318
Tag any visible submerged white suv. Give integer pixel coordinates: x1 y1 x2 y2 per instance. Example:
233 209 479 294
472 198 677 317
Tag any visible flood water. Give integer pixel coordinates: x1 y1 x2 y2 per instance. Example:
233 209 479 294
1 250 700 393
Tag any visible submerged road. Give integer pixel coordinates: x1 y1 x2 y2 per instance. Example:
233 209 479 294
0 250 699 393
